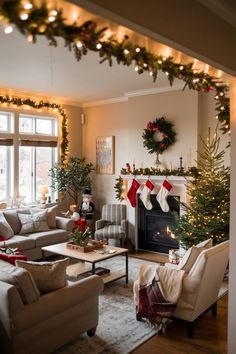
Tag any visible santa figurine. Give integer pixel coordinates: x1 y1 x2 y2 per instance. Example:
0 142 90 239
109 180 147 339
80 187 95 220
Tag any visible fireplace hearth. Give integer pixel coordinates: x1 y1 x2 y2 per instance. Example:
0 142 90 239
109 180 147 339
138 194 180 254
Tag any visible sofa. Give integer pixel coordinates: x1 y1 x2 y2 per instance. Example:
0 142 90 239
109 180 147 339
0 206 74 260
0 258 104 354
134 240 229 337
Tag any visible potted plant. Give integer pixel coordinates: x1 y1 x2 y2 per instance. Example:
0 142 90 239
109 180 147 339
49 157 94 204
69 227 91 247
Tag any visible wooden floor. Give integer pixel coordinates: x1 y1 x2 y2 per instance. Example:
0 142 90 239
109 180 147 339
130 251 228 354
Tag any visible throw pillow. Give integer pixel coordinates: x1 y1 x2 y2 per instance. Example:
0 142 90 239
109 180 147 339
0 259 40 304
18 210 50 234
16 258 69 294
0 213 14 240
196 238 213 249
177 246 204 274
30 205 57 228
3 209 30 234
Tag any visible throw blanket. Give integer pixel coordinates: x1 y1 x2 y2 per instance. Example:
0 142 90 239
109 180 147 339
134 264 185 333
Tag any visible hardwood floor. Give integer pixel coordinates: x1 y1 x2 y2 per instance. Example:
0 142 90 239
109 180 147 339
130 251 228 354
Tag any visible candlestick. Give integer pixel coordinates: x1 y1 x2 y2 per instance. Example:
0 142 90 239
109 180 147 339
179 156 184 171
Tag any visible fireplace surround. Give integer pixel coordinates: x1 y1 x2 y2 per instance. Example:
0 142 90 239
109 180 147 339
124 175 190 253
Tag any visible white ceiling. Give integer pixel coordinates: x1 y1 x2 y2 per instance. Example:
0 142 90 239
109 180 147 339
0 29 184 107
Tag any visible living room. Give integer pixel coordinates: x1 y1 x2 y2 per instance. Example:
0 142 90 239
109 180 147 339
0 0 235 353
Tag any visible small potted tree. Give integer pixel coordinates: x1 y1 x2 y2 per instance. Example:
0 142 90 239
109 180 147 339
49 157 94 206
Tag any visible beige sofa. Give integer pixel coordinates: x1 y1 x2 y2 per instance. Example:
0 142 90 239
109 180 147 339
0 208 74 260
0 271 104 354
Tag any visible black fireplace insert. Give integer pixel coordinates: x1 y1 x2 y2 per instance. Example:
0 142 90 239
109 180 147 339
138 194 180 254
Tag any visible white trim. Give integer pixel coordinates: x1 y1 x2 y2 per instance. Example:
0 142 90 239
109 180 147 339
125 84 184 98
83 84 184 107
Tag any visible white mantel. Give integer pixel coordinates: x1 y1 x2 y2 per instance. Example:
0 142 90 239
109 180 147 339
122 175 191 251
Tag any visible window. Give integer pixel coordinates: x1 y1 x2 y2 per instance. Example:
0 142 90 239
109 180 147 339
0 111 58 205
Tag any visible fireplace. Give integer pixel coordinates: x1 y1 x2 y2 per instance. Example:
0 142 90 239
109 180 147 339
124 175 190 253
138 194 179 253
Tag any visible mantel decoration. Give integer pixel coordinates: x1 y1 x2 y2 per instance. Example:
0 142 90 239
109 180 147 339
142 117 176 163
0 95 69 164
0 0 230 137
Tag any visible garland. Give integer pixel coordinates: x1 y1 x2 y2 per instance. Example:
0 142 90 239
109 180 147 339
0 1 230 136
0 95 68 164
120 166 199 177
142 117 176 155
114 176 125 202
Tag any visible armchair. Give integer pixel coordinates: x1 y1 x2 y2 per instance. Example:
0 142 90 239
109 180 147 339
94 204 128 247
134 240 229 337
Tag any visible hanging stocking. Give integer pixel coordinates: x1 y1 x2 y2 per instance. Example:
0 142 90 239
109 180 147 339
127 179 140 208
139 179 155 210
156 179 172 212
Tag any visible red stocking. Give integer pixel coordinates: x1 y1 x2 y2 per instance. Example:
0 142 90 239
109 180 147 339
127 179 140 207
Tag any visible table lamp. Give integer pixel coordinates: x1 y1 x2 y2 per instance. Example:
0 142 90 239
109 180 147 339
39 185 49 204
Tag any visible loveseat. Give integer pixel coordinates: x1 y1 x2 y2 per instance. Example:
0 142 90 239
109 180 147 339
0 258 104 354
0 206 74 260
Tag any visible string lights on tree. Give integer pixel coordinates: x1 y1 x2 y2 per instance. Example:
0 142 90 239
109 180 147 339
0 0 230 136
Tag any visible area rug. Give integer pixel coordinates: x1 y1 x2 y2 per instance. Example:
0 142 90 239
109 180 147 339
54 256 158 354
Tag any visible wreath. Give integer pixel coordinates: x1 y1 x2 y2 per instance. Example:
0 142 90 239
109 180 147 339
142 117 176 155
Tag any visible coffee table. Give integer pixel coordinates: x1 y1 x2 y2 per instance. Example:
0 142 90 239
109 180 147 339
41 242 129 285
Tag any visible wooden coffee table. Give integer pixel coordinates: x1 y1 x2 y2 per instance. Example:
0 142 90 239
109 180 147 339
42 242 129 285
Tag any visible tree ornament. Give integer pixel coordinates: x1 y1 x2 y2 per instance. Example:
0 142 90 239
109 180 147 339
142 117 176 159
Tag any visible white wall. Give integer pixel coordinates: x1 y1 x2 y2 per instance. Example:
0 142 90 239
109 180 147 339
83 88 224 215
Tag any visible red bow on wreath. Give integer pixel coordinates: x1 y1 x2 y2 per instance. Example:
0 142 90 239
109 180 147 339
147 121 158 132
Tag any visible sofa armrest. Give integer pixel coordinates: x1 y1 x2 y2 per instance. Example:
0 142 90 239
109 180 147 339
121 219 128 235
95 219 106 230
12 276 104 333
56 216 74 232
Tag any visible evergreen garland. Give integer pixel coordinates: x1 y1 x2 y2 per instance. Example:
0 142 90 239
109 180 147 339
114 176 125 202
120 166 199 177
142 117 176 155
172 131 230 250
0 0 230 136
0 95 68 164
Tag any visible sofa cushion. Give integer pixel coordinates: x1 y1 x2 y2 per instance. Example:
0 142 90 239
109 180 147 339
0 259 40 303
3 209 30 234
30 205 57 228
0 235 35 250
95 225 126 239
27 229 68 247
0 212 14 240
16 258 69 294
177 246 204 274
18 210 50 235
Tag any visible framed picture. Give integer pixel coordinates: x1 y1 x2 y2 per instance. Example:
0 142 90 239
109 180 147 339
96 136 115 174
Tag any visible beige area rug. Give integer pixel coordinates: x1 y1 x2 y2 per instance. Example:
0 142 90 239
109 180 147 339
54 256 158 354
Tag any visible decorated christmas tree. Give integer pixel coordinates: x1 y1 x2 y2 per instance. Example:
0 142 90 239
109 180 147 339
173 130 230 250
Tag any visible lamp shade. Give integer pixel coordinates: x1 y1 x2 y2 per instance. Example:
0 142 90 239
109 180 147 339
39 185 49 195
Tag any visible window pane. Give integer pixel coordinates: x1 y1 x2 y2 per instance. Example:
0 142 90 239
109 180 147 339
36 147 55 200
36 118 53 135
0 147 7 200
19 147 33 204
0 114 8 132
19 116 33 133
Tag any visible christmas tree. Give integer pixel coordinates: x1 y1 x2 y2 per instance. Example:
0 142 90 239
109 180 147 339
173 130 230 250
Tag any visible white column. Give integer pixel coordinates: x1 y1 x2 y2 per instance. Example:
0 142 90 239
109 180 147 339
228 79 236 354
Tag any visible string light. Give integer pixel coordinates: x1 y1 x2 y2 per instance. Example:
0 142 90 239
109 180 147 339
20 13 29 21
96 43 102 50
23 2 33 10
76 41 83 48
4 25 13 34
135 47 140 53
124 49 129 55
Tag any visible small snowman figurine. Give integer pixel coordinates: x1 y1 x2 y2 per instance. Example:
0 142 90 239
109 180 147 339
80 188 94 220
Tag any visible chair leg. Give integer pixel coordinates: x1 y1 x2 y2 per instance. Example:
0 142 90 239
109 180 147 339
211 302 217 317
187 322 194 339
120 238 125 248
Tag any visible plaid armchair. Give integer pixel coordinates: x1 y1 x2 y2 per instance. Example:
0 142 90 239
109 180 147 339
94 204 128 247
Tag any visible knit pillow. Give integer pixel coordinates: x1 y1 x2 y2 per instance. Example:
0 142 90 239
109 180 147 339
18 210 49 234
16 258 69 294
0 259 40 304
0 213 14 240
196 238 213 249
